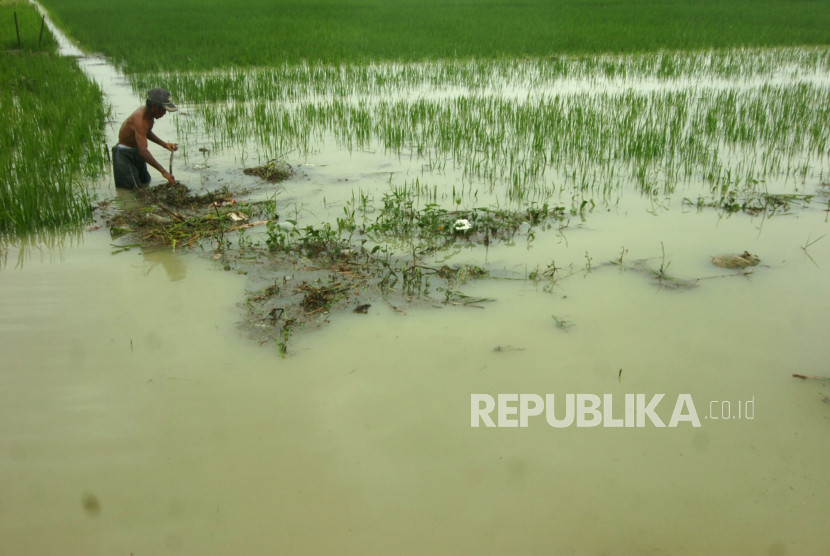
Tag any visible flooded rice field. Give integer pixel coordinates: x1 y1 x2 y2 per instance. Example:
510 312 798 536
2 13 830 555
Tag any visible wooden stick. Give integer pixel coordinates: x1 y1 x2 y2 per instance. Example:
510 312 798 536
229 220 269 231
156 204 186 222
39 15 45 47
792 373 830 381
14 12 21 49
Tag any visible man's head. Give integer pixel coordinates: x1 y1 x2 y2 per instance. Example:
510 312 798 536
146 88 177 116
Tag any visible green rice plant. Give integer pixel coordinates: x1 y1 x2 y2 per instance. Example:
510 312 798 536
37 0 830 73
0 4 108 237
0 0 57 51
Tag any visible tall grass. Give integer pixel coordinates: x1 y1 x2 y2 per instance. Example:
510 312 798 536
0 2 108 237
38 0 830 73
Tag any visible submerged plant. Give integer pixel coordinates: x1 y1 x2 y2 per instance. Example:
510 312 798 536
552 315 574 332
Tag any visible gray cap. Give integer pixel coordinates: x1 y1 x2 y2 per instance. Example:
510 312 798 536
147 88 177 112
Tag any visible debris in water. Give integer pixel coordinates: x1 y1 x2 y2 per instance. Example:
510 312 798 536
141 212 172 225
298 281 351 314
82 493 101 516
711 251 760 269
243 159 294 182
453 218 473 232
107 182 253 248
493 345 526 352
792 373 830 381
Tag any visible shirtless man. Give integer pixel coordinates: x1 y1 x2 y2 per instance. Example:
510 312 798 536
112 88 179 189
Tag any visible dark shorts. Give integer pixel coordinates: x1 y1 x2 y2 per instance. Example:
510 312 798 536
112 145 151 189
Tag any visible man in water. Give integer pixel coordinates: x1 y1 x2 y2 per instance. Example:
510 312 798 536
112 88 179 189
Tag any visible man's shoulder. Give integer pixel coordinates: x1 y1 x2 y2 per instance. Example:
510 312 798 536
129 108 152 131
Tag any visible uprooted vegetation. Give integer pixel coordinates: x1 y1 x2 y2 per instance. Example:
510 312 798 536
243 160 294 182
103 177 791 354
108 182 262 248
104 181 569 354
683 190 814 216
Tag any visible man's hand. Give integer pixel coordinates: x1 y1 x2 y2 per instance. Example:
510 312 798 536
162 170 176 185
166 142 179 152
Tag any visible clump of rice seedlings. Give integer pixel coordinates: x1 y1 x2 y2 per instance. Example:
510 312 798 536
243 159 294 182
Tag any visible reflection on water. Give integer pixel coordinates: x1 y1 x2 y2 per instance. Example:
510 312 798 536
141 247 187 282
0 228 85 270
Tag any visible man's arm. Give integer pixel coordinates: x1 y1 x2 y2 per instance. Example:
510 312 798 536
135 127 176 184
147 130 178 153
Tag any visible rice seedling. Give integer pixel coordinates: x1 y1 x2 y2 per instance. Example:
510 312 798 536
801 234 824 265
438 288 494 308
242 159 294 182
552 315 574 332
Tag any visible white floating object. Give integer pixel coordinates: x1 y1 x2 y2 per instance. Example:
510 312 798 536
227 211 249 222
453 218 472 232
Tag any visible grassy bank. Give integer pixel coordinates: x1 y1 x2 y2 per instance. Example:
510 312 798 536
0 1 108 237
38 0 830 73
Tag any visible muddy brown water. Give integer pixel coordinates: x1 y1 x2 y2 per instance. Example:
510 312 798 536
2 7 830 555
